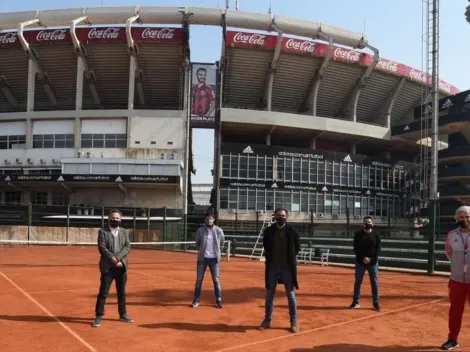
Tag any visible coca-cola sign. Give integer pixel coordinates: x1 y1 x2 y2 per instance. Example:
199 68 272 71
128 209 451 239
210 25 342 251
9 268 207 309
409 68 428 84
232 32 266 46
376 58 398 73
87 27 121 40
36 29 67 42
439 80 452 94
333 47 361 62
141 27 175 40
0 32 17 45
284 39 316 54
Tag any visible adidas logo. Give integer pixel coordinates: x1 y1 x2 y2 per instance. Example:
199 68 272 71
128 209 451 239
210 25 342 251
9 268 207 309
4 176 11 182
115 176 123 182
343 155 352 163
465 93 470 103
321 186 328 192
441 99 453 109
365 190 371 195
271 182 278 188
404 125 410 131
242 145 253 154
57 176 64 182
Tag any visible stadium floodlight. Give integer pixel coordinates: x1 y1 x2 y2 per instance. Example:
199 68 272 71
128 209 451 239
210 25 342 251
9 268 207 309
466 1 470 24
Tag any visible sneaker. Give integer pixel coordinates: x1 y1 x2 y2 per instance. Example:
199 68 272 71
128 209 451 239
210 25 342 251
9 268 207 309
348 302 360 309
190 300 200 308
119 314 134 323
91 316 102 327
216 300 223 309
373 302 382 312
257 318 271 330
290 322 299 333
441 339 459 350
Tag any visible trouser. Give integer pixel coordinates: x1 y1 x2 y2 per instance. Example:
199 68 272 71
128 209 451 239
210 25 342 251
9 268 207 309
265 268 297 323
193 257 222 301
95 267 127 317
448 279 470 341
353 262 379 303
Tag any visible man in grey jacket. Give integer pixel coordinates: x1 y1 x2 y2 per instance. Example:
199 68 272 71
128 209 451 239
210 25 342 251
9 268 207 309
92 209 134 327
190 211 225 308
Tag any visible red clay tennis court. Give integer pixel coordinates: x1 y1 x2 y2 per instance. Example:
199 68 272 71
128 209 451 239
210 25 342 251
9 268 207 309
0 243 462 352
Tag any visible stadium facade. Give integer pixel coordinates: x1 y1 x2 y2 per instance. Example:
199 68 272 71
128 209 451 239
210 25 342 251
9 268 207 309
0 6 462 237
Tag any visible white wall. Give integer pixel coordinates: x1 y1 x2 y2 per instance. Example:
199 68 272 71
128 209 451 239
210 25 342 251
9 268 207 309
0 121 26 136
81 119 127 134
129 117 184 149
32 120 75 134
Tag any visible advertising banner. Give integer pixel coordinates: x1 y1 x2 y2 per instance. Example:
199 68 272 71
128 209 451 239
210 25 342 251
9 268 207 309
190 62 218 129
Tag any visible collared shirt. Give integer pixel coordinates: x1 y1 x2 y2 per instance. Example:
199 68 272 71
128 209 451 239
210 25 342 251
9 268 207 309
110 226 119 238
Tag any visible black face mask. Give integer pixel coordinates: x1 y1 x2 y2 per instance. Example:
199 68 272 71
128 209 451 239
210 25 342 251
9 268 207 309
276 217 286 226
458 220 470 229
109 220 121 229
364 224 373 230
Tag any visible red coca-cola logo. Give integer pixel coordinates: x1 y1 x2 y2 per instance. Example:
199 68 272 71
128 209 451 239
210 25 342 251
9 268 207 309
141 27 175 40
88 27 121 40
376 59 398 73
285 39 315 53
409 68 427 83
0 32 17 45
439 81 451 93
36 29 67 42
233 32 266 46
333 47 361 62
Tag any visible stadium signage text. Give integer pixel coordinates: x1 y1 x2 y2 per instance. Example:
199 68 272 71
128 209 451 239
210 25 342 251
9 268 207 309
225 30 459 96
0 32 17 44
141 27 176 40
2 174 180 184
88 27 121 40
36 29 67 42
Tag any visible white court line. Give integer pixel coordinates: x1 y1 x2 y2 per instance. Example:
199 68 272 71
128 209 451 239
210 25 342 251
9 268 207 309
29 281 191 294
214 297 447 352
0 271 97 352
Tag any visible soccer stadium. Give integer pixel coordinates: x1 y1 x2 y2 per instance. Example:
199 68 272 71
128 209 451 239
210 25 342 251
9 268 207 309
0 3 469 352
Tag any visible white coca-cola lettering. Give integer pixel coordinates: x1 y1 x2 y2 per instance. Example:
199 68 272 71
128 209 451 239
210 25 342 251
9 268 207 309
285 38 315 53
141 27 175 40
333 47 361 62
0 32 17 45
36 29 67 42
409 68 427 83
376 59 398 72
88 27 121 40
233 32 266 46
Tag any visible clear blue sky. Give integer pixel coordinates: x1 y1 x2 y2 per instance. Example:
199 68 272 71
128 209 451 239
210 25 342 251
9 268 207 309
2 0 469 184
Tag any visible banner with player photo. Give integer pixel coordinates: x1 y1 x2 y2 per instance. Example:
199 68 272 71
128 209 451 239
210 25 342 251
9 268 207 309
190 62 219 129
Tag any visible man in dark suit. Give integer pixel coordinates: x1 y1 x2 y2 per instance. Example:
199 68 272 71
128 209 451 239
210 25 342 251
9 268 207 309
92 209 134 327
258 208 301 333
349 216 382 312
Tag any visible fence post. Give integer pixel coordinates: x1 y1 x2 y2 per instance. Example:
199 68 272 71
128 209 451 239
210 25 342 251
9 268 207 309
163 206 167 242
133 208 136 242
101 206 105 229
27 202 32 242
66 204 70 243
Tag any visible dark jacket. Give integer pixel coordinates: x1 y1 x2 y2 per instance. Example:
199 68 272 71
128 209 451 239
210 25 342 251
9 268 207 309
97 227 131 273
353 229 381 265
263 223 301 289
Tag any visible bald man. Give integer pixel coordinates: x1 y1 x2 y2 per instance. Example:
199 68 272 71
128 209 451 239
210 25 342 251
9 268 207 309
441 205 470 350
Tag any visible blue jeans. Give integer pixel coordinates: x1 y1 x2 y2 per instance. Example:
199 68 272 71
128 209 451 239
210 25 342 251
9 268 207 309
193 257 221 302
265 268 297 323
353 262 379 303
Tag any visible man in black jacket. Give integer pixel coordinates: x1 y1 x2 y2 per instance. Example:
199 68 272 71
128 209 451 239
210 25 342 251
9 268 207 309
349 216 381 312
258 208 301 333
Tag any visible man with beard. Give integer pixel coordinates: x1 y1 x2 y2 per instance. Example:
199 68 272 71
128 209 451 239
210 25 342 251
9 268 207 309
349 216 381 312
191 67 216 118
441 206 470 351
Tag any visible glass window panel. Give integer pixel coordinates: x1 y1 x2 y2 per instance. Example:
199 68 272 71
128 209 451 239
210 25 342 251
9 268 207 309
317 161 325 183
247 189 256 210
301 191 309 212
325 161 333 185
301 160 309 183
277 158 285 181
257 157 266 180
43 134 53 140
220 188 228 209
248 156 257 179
239 156 248 179
105 140 116 148
340 195 347 214
238 188 247 210
292 191 300 212
256 189 265 211
54 140 65 148
116 139 127 148
65 139 74 148
93 134 105 139
293 159 301 183
285 158 293 182
266 157 273 180
33 141 43 148
333 163 340 185
81 139 92 148
348 165 355 187
266 190 274 211
0 141 7 149
43 140 54 148
222 155 230 178
93 139 104 148
230 155 239 178
228 189 237 210
106 134 117 140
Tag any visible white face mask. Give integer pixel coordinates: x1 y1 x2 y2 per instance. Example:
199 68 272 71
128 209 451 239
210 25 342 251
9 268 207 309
206 219 214 226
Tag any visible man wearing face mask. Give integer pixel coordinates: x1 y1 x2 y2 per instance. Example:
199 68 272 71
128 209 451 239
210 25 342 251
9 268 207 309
440 206 470 351
258 208 300 333
349 216 381 312
92 209 133 327
190 211 225 308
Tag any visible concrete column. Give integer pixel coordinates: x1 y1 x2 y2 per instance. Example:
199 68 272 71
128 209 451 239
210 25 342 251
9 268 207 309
128 56 136 110
27 59 37 112
127 116 132 148
74 117 81 149
75 56 85 110
26 119 32 149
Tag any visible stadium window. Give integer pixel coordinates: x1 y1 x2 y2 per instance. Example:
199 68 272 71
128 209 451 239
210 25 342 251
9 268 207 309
265 190 274 211
248 156 257 179
266 157 273 180
292 191 300 212
355 165 362 188
333 163 340 185
348 164 355 187
309 160 318 184
31 191 48 205
340 195 347 214
285 158 293 182
292 159 301 183
325 161 333 185
51 192 69 206
277 157 285 181
300 160 309 183
228 189 237 210
238 188 247 210
257 156 266 180
222 155 230 178
230 155 239 178
318 161 325 183
219 188 228 209
340 163 347 186
0 135 26 150
247 189 256 210
80 133 127 148
256 189 265 211
239 156 248 179
33 134 74 148
300 191 309 212
332 194 340 214
324 194 332 214
315 192 323 214
4 191 21 205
